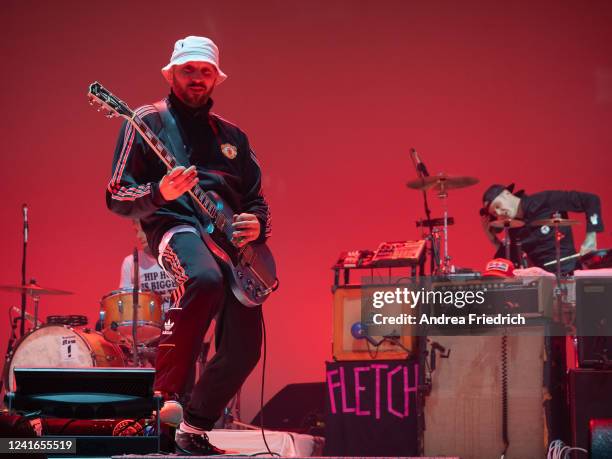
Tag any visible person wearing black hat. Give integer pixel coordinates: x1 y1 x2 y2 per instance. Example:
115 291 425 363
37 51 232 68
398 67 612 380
480 184 604 274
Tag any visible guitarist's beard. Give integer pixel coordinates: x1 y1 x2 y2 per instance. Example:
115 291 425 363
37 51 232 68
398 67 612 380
172 81 214 108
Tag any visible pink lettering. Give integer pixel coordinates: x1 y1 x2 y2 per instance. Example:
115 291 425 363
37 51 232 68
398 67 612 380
371 364 388 419
387 365 404 418
354 366 371 416
339 367 355 413
403 364 418 416
326 369 340 414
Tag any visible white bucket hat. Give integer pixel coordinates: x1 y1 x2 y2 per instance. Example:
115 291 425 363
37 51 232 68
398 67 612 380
161 36 228 85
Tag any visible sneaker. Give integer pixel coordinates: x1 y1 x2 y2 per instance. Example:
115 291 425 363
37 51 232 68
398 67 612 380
175 429 225 455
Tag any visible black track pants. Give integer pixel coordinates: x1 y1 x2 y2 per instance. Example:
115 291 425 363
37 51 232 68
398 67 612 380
155 231 262 430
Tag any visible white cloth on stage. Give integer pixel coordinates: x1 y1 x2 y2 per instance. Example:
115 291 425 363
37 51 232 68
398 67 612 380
207 429 321 457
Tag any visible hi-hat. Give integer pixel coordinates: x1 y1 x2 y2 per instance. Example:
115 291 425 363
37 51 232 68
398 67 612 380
489 218 525 229
530 217 581 227
0 283 74 296
406 173 479 192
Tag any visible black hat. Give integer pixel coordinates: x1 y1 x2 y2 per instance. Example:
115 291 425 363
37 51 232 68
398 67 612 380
479 183 515 216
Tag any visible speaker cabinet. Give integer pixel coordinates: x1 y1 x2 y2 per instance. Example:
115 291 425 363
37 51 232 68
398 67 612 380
332 286 415 361
424 332 546 459
569 369 612 451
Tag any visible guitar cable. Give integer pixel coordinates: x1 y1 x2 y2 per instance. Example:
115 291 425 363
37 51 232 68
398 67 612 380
500 334 509 458
258 310 280 457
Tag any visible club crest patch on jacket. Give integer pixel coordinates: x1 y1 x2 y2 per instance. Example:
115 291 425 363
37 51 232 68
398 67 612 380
221 143 238 159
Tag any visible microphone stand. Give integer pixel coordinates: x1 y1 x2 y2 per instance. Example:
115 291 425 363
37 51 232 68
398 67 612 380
132 248 140 366
19 205 28 338
411 149 440 274
421 190 441 275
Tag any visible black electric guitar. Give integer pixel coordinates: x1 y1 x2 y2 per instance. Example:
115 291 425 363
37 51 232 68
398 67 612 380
88 82 278 306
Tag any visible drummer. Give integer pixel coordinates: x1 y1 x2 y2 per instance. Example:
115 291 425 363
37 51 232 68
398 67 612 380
119 220 177 313
96 221 177 333
480 184 604 274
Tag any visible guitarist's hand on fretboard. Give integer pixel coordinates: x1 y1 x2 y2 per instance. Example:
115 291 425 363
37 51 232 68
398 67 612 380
159 165 198 201
232 213 261 247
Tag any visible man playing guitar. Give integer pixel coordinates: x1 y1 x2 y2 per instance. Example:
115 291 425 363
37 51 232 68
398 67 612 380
105 36 272 455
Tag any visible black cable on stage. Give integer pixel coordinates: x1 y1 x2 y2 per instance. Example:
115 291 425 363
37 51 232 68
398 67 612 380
258 311 280 457
501 334 509 458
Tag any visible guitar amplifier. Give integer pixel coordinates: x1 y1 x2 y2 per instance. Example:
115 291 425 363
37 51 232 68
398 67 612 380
430 276 554 322
332 286 416 361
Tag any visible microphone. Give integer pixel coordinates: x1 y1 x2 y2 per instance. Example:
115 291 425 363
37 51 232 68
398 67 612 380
409 148 429 177
351 322 381 347
22 204 28 243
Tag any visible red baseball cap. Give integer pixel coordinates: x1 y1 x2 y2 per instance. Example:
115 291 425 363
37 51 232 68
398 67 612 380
483 258 514 277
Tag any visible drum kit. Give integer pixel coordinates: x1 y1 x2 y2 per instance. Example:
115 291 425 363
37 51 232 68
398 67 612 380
406 170 612 275
407 172 480 274
1 281 164 393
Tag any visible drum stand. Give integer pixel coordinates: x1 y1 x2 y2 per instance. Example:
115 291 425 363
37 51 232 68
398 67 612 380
437 183 452 274
418 188 441 275
32 293 41 331
503 221 511 260
551 214 567 300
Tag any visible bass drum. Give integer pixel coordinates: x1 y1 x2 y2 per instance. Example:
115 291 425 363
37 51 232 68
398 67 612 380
3 325 125 392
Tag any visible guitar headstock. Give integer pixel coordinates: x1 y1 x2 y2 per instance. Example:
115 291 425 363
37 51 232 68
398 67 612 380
87 82 133 119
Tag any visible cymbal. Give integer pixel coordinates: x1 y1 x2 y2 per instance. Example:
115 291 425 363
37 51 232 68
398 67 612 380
489 218 525 229
530 217 581 227
0 283 74 296
406 173 479 191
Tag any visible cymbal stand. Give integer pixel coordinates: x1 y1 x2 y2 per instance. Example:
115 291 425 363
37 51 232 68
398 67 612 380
503 221 511 261
131 248 140 367
419 189 441 275
551 213 567 302
437 181 451 273
20 205 29 338
32 294 41 331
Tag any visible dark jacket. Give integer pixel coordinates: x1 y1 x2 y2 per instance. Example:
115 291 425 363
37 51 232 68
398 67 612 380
106 93 271 257
493 190 603 273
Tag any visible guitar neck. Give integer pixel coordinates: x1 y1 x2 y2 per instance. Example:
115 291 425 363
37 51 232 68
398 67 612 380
126 113 222 224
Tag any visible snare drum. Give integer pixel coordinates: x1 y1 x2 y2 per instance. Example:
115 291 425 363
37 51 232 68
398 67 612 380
3 324 125 392
99 289 162 345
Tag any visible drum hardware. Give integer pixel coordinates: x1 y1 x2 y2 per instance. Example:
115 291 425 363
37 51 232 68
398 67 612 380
406 164 479 274
20 204 29 338
530 213 580 280
531 216 581 227
132 248 140 367
489 218 526 261
415 217 455 228
99 290 162 348
488 218 525 230
406 173 480 192
531 213 580 309
46 315 88 327
0 282 74 296
3 324 125 392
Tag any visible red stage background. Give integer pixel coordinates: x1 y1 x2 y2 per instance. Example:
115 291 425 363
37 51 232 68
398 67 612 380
1 0 611 422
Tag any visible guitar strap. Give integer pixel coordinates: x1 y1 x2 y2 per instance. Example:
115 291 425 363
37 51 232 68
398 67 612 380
153 99 208 232
153 98 190 167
